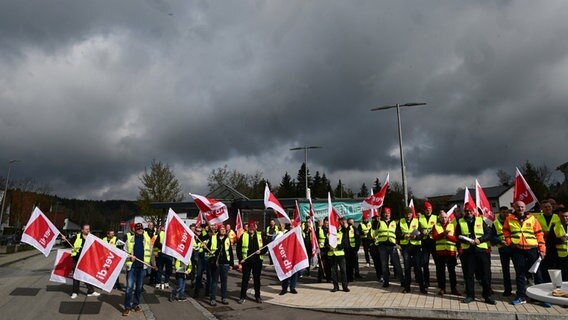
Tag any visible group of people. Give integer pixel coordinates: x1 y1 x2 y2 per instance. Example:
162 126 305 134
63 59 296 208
63 198 568 316
318 199 567 307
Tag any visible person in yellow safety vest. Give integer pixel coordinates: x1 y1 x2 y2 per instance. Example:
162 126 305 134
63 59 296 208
432 211 460 296
204 224 219 304
317 218 331 283
396 207 425 294
552 209 568 280
301 220 314 277
345 218 361 281
329 218 349 293
357 217 372 267
280 224 301 295
192 224 208 299
123 223 157 316
456 203 495 305
237 220 266 304
170 259 192 302
265 219 279 266
206 224 234 306
103 230 123 291
490 206 513 296
532 200 560 282
226 224 237 245
503 201 546 306
377 207 403 288
63 224 99 299
153 226 172 289
419 201 437 288
369 215 383 282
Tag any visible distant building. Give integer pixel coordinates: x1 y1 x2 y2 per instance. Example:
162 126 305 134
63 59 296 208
447 185 514 212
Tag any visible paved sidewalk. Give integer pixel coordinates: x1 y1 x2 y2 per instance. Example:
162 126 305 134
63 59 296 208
261 281 568 319
0 246 44 267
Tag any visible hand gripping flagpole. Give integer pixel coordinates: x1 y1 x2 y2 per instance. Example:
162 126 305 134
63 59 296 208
194 235 214 254
240 243 270 263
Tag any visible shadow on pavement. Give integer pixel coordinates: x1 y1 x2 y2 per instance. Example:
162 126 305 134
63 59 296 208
59 301 102 315
10 287 40 296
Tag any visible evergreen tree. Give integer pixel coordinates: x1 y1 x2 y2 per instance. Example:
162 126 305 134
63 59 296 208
277 172 296 198
295 162 312 197
312 171 323 198
358 183 369 197
373 178 382 192
334 179 345 198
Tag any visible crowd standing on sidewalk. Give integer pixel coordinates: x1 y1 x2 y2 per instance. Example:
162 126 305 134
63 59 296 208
60 197 568 316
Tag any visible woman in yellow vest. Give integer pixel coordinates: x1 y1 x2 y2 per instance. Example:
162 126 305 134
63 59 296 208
206 224 234 306
432 211 460 296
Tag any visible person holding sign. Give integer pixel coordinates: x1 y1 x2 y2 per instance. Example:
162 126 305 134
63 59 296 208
64 224 99 299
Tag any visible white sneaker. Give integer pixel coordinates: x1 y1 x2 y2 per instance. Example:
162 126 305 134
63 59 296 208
155 284 161 289
87 292 100 297
366 263 370 267
71 293 78 299
164 283 169 289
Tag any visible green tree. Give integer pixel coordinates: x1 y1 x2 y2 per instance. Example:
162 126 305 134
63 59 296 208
358 183 369 197
207 165 264 197
277 172 296 198
295 163 312 197
137 159 184 225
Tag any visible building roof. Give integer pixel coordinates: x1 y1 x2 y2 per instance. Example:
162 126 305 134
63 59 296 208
449 185 512 202
206 184 250 201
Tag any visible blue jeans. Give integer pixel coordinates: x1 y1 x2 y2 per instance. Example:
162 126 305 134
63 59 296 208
282 271 299 291
194 256 207 291
124 267 145 309
210 264 230 300
511 247 542 299
156 253 173 284
175 273 186 298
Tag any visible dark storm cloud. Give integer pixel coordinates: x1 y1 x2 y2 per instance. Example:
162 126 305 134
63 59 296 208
1 1 568 199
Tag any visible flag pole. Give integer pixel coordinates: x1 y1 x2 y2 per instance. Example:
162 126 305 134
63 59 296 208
240 243 270 263
194 235 214 254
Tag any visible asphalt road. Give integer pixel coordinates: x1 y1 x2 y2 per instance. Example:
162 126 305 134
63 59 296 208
0 249 378 320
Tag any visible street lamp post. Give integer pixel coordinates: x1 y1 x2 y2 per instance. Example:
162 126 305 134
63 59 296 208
0 160 21 234
290 146 323 198
371 103 427 206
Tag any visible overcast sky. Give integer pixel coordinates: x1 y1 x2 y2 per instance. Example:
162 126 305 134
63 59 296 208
1 0 567 201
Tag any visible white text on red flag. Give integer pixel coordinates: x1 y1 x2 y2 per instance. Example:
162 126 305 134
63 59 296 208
21 207 59 257
267 227 309 281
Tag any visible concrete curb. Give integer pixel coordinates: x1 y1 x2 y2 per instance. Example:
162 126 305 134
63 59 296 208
267 303 568 320
188 297 218 320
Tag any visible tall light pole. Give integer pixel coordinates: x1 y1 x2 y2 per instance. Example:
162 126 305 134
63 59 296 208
371 103 427 206
290 146 323 198
0 160 20 234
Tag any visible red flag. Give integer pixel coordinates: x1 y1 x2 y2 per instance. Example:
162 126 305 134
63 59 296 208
264 184 291 225
267 227 309 281
327 192 341 248
447 204 458 222
195 210 204 226
476 180 495 222
50 249 74 284
408 199 418 219
514 167 538 211
362 174 389 209
190 193 229 225
73 234 128 292
21 207 59 257
464 187 476 215
162 208 195 264
308 218 319 257
235 209 244 239
292 201 301 227
308 197 315 219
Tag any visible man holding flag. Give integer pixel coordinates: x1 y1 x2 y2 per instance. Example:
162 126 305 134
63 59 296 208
123 223 156 316
237 220 267 304
64 224 100 299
